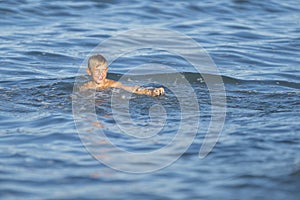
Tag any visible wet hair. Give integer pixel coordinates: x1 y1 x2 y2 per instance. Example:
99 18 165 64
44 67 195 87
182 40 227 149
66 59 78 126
88 54 107 69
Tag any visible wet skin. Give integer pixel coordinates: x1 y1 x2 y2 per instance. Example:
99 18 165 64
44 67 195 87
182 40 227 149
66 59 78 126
80 63 165 96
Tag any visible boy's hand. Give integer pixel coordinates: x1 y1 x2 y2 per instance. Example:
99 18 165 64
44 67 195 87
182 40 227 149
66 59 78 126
132 86 165 96
152 87 165 96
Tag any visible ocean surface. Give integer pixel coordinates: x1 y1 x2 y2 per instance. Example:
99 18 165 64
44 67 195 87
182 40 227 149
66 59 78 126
1 0 300 199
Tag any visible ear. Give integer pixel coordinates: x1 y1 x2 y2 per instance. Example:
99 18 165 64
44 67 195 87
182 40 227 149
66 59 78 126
86 67 92 76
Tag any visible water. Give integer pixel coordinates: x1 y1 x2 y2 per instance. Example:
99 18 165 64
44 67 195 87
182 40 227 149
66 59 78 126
1 0 300 199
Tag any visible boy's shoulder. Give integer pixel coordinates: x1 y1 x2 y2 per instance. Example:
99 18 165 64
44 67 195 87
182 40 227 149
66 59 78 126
106 79 121 88
79 79 124 91
80 81 94 90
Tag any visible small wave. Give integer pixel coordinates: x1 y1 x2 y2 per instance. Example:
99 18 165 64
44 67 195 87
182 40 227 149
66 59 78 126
107 72 300 90
0 77 75 118
24 51 75 62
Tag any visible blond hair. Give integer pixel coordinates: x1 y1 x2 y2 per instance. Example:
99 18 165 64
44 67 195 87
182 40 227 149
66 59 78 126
88 54 107 69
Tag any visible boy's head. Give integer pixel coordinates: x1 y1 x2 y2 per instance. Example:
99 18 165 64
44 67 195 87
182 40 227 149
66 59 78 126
87 54 108 84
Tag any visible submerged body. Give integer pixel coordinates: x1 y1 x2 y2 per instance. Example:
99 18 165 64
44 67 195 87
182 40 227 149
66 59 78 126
80 55 165 96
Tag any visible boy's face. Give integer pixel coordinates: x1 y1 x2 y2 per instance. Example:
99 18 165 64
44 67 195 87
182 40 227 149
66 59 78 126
88 63 108 84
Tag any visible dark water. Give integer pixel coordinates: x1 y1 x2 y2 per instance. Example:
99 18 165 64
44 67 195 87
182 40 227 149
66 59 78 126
1 0 300 199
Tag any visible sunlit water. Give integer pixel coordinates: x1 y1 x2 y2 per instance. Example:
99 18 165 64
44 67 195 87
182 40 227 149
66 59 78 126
1 0 300 199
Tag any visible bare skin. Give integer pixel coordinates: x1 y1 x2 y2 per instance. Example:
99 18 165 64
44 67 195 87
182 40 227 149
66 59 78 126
80 56 165 96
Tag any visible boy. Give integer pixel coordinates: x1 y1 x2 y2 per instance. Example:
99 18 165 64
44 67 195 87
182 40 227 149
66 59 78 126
80 54 165 96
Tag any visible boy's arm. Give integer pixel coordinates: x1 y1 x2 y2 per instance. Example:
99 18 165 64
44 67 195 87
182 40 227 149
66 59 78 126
111 81 164 96
133 86 165 96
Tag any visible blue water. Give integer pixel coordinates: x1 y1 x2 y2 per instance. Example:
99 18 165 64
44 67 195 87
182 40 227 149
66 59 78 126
1 0 300 199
